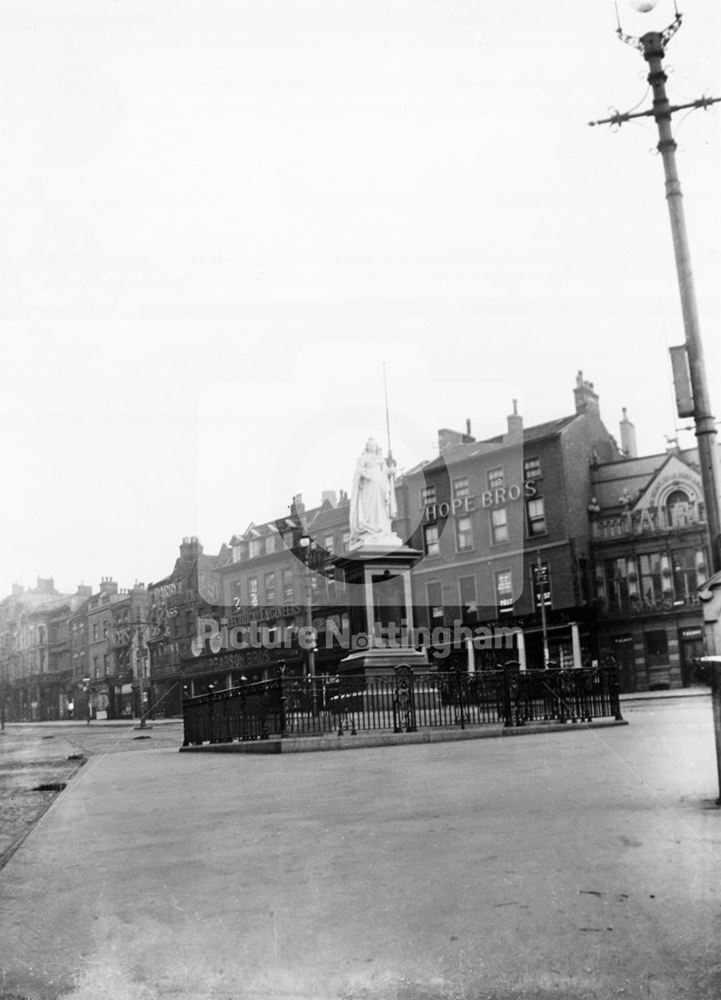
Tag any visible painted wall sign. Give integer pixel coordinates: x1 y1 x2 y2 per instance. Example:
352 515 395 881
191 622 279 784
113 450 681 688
425 480 538 522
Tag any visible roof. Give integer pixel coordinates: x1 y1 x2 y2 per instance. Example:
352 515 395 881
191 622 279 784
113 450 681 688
423 414 578 472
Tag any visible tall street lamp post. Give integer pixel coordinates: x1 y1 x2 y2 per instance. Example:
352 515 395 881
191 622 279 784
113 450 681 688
298 533 319 718
590 0 721 574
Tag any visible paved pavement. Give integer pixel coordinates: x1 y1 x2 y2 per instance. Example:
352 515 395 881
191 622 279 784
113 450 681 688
0 699 719 1000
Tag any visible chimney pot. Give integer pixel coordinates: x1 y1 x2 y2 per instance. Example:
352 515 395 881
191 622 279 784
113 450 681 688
620 408 638 458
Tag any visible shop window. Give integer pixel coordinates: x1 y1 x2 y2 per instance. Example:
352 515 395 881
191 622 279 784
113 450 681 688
459 575 477 622
644 630 668 657
426 582 445 626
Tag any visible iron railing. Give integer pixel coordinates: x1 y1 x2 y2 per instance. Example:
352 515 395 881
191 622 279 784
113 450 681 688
182 665 622 746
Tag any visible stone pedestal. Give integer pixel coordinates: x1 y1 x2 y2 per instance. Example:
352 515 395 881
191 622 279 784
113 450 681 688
333 544 429 677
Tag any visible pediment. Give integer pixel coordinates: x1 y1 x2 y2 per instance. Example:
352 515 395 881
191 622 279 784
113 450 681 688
631 453 702 512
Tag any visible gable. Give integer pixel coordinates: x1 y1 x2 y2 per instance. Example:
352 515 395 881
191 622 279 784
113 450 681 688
631 453 702 512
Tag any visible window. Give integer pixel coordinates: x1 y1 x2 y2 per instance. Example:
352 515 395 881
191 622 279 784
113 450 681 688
490 507 508 544
526 497 546 536
264 572 276 604
324 534 335 554
249 539 263 559
92 623 98 642
644 629 668 658
639 552 662 603
459 575 477 621
248 577 258 608
524 456 542 480
487 468 504 489
665 489 693 528
342 531 351 552
103 621 109 638
421 485 437 507
93 655 99 678
426 582 445 625
452 477 470 499
265 535 276 555
455 515 473 551
282 568 294 601
604 557 630 612
672 547 706 600
103 654 109 676
423 523 440 557
495 571 514 615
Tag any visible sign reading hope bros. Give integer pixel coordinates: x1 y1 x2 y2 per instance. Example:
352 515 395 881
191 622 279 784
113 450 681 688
424 479 539 522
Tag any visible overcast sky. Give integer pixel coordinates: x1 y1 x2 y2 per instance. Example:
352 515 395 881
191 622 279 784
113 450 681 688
1 0 719 597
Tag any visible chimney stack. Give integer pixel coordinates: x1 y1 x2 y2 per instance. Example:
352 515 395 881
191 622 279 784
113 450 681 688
620 407 637 458
573 370 600 414
505 398 523 442
437 425 476 455
99 577 118 595
321 490 338 508
179 536 203 560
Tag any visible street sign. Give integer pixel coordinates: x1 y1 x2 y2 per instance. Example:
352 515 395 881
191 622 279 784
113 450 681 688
531 563 552 610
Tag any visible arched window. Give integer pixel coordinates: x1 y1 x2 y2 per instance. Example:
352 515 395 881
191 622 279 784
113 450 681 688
665 489 692 528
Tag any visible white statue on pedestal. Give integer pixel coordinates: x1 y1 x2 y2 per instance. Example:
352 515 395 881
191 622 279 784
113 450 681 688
349 437 403 549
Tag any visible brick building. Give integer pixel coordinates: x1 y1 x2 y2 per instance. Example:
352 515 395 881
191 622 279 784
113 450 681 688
590 430 712 691
0 579 89 721
188 492 352 693
395 372 622 670
146 537 220 717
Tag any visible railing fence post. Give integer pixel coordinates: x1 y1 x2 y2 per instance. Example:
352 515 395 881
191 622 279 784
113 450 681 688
277 661 286 738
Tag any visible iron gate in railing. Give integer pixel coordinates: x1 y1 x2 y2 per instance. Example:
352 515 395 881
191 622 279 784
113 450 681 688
182 664 622 746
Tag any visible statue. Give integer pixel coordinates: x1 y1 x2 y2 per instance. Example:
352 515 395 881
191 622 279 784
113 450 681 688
349 437 403 549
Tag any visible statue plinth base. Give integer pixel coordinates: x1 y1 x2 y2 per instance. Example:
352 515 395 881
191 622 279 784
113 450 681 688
338 644 430 678
332 545 426 677
348 531 405 553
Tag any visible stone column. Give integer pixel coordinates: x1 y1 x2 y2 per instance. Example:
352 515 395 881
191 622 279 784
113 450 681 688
571 623 582 669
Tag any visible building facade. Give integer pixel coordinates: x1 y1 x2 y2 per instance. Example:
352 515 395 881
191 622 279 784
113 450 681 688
590 444 712 691
0 579 90 722
2 375 716 716
395 373 622 670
